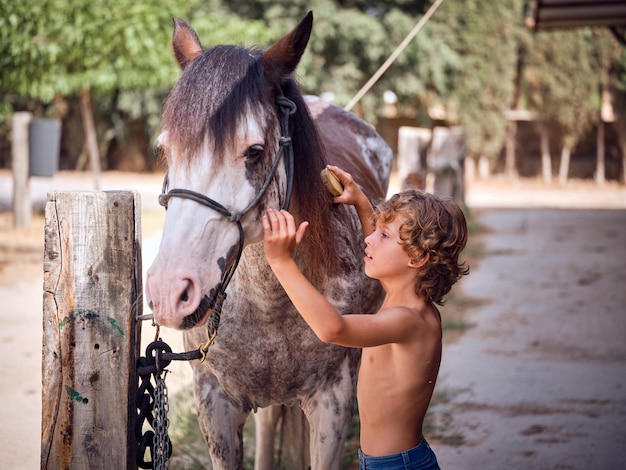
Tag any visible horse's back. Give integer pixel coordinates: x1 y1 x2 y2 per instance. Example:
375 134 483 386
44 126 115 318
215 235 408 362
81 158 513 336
305 96 393 200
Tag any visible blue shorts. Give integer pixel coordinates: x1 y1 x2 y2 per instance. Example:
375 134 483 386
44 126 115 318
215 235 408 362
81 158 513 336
358 438 440 470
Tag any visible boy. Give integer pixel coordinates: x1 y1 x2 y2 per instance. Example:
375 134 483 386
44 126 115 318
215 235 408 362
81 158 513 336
262 165 469 469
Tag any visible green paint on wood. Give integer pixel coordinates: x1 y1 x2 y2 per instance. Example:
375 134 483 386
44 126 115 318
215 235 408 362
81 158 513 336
107 317 124 336
65 385 87 403
75 309 98 320
59 316 71 329
58 309 99 329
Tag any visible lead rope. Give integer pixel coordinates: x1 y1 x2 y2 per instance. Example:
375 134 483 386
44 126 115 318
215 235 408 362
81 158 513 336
344 0 444 111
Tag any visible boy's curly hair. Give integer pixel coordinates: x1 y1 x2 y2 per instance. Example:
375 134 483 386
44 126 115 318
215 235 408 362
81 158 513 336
372 189 470 305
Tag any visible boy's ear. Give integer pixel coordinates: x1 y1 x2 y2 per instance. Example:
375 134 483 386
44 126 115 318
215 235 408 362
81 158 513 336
408 252 429 269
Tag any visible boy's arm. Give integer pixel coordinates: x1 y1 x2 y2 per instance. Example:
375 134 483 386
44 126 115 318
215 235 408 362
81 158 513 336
326 165 374 237
262 209 346 343
263 209 418 348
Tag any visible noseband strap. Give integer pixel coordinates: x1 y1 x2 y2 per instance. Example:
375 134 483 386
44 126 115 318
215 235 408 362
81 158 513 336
157 86 296 347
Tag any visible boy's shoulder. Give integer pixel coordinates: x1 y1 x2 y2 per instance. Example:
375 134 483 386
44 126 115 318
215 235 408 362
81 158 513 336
378 301 441 331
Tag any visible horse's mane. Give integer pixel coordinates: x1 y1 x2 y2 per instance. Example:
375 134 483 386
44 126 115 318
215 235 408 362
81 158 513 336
280 79 339 284
162 45 338 285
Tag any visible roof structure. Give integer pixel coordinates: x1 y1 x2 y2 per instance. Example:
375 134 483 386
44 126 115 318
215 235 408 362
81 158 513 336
528 0 626 45
531 0 626 29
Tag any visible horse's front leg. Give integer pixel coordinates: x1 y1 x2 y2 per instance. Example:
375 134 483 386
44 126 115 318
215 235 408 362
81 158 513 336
254 405 282 470
302 355 358 470
255 404 311 470
192 369 249 469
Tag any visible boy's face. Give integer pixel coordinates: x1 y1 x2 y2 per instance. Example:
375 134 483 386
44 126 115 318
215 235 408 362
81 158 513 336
363 214 416 280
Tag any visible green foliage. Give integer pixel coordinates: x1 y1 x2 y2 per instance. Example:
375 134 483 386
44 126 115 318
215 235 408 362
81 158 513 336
434 0 525 159
1 0 171 100
524 27 601 147
0 0 278 102
197 1 462 121
2 0 624 167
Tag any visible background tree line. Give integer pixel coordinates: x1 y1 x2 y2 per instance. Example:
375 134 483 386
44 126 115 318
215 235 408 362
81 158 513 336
1 0 624 183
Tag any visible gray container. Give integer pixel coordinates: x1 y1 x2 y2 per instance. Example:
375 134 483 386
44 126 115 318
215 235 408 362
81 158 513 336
29 118 61 177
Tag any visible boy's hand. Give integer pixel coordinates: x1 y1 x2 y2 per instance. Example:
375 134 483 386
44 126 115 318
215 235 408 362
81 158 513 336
326 165 374 237
262 209 309 265
326 165 362 206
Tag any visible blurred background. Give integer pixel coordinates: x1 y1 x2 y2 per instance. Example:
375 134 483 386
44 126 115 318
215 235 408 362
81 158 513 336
2 1 626 469
1 0 625 187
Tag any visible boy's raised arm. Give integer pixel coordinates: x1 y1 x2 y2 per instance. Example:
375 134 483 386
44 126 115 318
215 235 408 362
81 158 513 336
262 208 346 343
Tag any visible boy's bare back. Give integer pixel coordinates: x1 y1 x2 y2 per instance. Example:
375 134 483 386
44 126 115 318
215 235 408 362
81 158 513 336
357 301 442 456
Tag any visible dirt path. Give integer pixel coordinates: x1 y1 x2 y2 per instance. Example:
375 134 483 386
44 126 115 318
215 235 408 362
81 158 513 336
433 206 626 469
1 171 625 468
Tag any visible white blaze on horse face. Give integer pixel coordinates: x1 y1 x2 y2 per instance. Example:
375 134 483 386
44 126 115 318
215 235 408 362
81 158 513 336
146 119 272 329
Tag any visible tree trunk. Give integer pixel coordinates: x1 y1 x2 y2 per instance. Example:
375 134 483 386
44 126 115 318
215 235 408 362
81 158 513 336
80 89 101 189
596 119 606 186
505 120 518 179
623 143 626 185
558 143 571 185
539 125 552 184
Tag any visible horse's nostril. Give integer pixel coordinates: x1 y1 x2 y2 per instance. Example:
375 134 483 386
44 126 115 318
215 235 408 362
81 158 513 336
149 300 154 310
180 290 189 302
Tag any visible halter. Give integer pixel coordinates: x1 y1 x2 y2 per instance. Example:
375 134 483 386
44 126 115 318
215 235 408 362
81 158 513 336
157 86 296 357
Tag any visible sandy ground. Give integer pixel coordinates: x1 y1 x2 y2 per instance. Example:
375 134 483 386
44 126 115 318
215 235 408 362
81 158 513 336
433 206 626 469
1 169 625 469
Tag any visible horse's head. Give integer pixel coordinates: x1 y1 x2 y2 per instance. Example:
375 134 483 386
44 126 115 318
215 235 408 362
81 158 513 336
146 12 330 329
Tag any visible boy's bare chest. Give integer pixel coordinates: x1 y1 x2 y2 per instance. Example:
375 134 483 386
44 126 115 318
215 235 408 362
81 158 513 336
359 345 399 381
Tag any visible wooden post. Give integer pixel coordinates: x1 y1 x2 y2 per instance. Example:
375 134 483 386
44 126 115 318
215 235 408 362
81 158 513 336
11 111 32 228
397 127 431 190
41 191 142 469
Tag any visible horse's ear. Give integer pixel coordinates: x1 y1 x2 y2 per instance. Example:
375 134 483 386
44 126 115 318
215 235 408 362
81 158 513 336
262 11 313 83
172 17 203 70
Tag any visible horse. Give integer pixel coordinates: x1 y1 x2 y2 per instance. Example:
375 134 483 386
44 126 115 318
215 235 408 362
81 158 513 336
145 11 393 469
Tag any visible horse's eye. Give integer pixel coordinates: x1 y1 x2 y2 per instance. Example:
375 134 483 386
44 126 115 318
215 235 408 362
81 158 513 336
245 144 264 161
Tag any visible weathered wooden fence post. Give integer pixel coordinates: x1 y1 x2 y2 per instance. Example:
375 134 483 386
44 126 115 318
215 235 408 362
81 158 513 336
41 190 142 469
397 126 432 190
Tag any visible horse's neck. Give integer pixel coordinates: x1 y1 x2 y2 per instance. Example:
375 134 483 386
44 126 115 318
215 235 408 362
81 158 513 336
238 242 289 288
237 240 319 289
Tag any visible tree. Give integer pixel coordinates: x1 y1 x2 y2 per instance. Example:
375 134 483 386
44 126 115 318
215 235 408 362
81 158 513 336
611 46 626 184
433 0 525 163
592 29 622 186
0 0 278 170
213 0 528 164
0 0 280 100
5 0 623 180
207 0 459 122
524 28 602 184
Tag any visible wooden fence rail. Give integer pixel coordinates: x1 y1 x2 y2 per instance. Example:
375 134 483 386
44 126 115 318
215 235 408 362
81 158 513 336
41 190 142 469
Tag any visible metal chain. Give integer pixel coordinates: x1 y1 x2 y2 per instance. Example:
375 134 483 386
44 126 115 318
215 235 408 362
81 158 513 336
136 340 174 469
153 371 171 470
